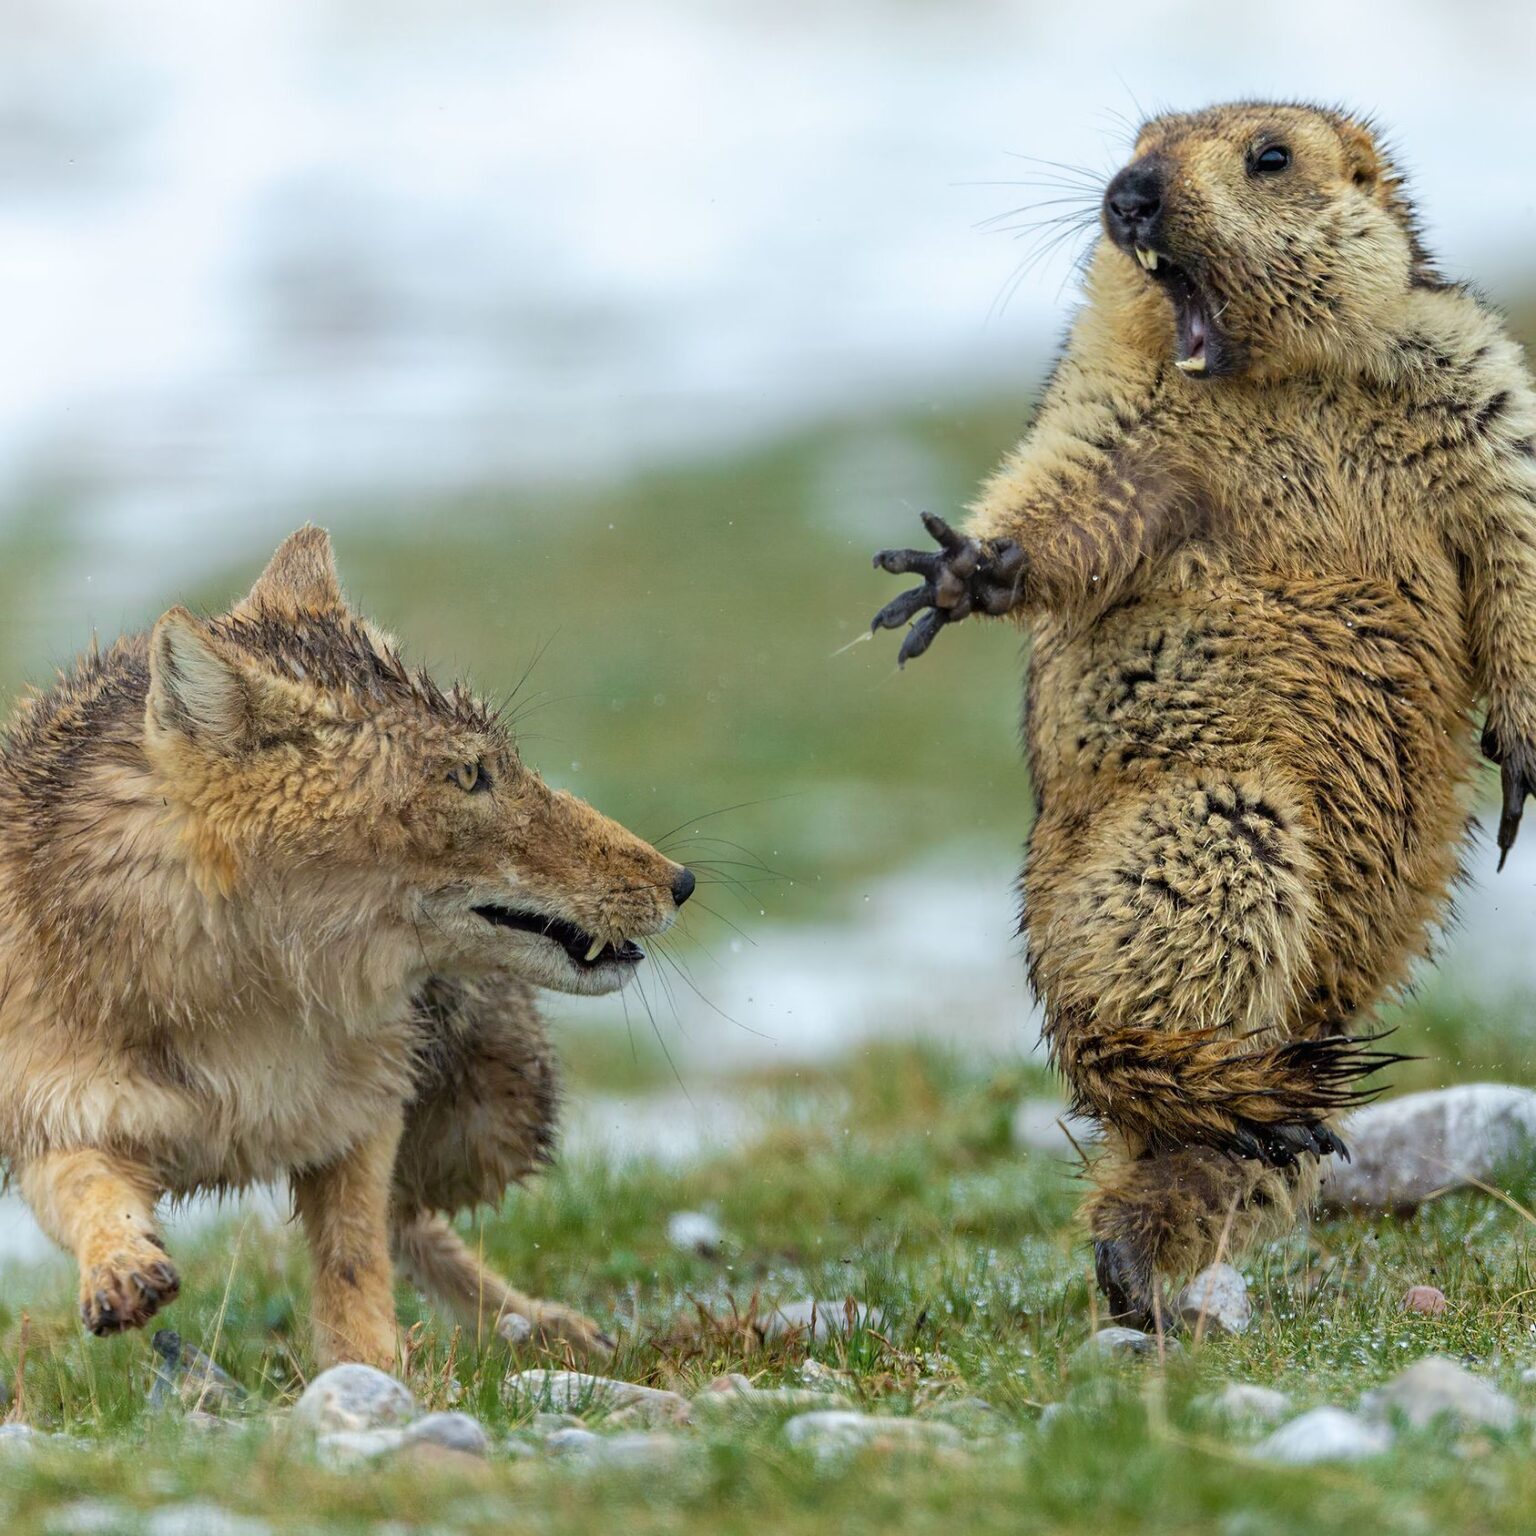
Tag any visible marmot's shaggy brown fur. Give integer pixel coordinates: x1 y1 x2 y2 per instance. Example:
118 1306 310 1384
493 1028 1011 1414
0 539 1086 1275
872 102 1536 1325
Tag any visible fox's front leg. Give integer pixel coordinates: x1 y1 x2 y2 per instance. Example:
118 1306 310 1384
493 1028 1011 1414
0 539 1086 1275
18 1150 179 1335
293 1112 404 1371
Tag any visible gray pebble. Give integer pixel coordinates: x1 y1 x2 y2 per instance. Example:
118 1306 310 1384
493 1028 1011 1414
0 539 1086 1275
144 1505 273 1536
402 1411 490 1457
1175 1265 1251 1337
783 1411 963 1458
1071 1327 1183 1365
1194 1382 1292 1427
1320 1084 1536 1212
758 1298 870 1342
504 1370 689 1425
292 1364 416 1435
1360 1355 1516 1432
1253 1407 1393 1464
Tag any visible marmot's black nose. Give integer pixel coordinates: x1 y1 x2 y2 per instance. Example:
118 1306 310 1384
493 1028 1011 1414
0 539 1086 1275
1104 161 1165 245
671 867 696 906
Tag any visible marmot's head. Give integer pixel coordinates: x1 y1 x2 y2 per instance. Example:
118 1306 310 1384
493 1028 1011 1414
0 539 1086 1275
1093 103 1433 381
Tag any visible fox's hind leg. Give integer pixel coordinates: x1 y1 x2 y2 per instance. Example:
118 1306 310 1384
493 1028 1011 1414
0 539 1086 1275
393 975 613 1359
392 1213 614 1357
1027 771 1377 1317
18 1149 179 1335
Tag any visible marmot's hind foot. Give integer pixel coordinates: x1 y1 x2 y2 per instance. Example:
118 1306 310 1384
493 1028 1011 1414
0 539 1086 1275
1093 1240 1177 1335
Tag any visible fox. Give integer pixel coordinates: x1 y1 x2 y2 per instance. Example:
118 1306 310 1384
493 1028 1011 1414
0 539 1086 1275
0 527 695 1369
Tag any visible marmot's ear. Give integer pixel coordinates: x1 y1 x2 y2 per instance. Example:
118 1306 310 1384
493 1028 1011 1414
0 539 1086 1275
236 525 345 617
146 607 269 752
1336 118 1383 193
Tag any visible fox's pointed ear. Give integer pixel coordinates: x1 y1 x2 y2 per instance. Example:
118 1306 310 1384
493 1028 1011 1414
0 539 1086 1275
146 607 264 751
236 525 344 616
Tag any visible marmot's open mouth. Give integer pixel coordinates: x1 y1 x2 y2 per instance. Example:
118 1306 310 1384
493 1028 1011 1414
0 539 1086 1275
1133 246 1217 377
472 903 644 969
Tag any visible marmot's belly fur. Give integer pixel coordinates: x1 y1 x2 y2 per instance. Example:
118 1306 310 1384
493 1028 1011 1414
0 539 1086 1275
1021 575 1476 1312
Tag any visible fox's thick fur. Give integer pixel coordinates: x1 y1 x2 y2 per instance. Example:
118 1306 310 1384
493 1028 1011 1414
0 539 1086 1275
0 529 691 1367
875 104 1536 1323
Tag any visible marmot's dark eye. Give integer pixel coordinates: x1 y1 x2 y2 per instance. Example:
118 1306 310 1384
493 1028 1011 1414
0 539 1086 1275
449 761 490 794
1250 144 1291 176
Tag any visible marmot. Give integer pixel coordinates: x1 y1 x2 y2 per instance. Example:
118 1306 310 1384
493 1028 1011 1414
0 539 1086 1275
871 102 1536 1326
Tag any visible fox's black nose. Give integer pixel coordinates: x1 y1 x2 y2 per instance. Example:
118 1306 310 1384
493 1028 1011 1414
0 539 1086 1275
1104 160 1164 245
671 867 696 906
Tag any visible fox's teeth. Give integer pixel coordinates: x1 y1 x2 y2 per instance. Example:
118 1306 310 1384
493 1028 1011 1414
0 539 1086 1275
1135 246 1159 272
584 938 606 963
1175 355 1207 374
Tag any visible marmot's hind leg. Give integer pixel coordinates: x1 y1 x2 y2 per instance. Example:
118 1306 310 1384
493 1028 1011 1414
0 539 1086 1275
1028 772 1391 1316
392 974 612 1359
1086 1137 1324 1329
1033 773 1390 1160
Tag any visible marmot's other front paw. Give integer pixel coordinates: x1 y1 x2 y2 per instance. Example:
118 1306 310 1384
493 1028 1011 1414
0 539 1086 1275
1481 718 1536 870
871 512 1026 665
498 1299 616 1361
1223 1118 1349 1169
1093 1240 1176 1335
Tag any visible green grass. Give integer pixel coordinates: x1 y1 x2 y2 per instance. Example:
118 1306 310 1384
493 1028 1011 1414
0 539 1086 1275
5 1039 1536 1534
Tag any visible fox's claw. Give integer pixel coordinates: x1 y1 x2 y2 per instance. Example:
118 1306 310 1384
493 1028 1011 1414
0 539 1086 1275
82 1249 180 1335
871 512 1026 666
1481 719 1536 870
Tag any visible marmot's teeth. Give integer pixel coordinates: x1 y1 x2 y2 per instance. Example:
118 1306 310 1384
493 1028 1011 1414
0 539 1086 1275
1135 246 1159 272
1174 356 1207 374
584 938 606 962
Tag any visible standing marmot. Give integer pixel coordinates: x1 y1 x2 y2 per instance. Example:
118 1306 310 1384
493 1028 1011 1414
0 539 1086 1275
871 102 1536 1326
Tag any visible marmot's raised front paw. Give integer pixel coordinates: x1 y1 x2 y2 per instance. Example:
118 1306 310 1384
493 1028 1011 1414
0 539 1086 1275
81 1243 180 1335
1481 718 1536 870
871 512 1026 665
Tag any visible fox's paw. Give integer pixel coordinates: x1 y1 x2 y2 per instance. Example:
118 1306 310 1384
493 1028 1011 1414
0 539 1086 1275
871 512 1026 665
81 1241 180 1335
1093 1240 1176 1335
1223 1118 1348 1170
498 1300 615 1361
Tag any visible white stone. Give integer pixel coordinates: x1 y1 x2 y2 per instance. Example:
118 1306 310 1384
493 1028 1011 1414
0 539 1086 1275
759 1298 870 1342
783 1411 963 1457
1253 1407 1393 1464
666 1210 726 1257
505 1370 689 1424
1360 1356 1516 1432
402 1411 490 1457
543 1427 603 1456
0 1422 42 1447
1195 1382 1292 1427
144 1505 274 1536
1071 1327 1182 1364
1176 1265 1252 1337
292 1364 417 1435
1320 1084 1536 1212
314 1428 409 1466
692 1386 855 1417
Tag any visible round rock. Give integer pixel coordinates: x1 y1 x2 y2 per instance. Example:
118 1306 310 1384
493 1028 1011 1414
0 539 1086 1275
1176 1264 1251 1336
292 1364 417 1435
1253 1407 1393 1464
402 1411 490 1457
1071 1327 1183 1365
783 1411 963 1458
1402 1285 1449 1317
1360 1355 1516 1432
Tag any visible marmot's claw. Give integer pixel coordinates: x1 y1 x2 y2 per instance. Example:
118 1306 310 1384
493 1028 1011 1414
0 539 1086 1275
870 513 1027 664
1226 1117 1349 1168
1480 718 1536 870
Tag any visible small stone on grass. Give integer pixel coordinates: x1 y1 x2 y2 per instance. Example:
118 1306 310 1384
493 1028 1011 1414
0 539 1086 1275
1253 1407 1393 1464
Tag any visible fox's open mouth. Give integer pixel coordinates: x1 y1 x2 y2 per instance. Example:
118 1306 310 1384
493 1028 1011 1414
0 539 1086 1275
472 904 644 969
1132 245 1221 378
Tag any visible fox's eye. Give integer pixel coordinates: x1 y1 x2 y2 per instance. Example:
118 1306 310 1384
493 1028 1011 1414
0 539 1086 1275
449 761 489 794
1248 143 1291 177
